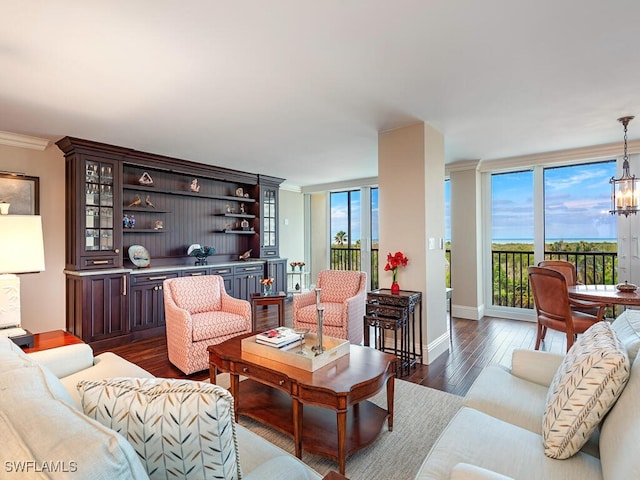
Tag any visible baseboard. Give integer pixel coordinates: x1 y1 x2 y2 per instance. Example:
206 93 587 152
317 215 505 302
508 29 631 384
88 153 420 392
418 331 449 365
452 303 485 320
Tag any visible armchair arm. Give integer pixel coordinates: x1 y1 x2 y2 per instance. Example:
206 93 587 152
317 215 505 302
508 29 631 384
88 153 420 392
163 287 194 349
27 343 95 378
511 349 565 387
293 290 317 312
220 292 251 320
569 297 608 320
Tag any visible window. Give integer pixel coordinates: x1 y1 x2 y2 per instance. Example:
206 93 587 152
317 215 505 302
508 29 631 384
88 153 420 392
371 187 379 289
330 190 361 270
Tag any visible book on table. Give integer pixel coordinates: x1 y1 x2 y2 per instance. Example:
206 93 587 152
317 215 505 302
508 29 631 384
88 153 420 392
256 327 302 348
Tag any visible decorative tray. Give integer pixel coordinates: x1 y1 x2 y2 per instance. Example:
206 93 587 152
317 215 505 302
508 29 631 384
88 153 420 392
241 333 350 372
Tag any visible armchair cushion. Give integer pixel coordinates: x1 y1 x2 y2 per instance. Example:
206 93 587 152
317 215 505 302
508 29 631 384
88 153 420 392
543 321 629 459
295 302 345 327
168 275 222 313
319 270 363 303
191 311 253 342
78 378 241 480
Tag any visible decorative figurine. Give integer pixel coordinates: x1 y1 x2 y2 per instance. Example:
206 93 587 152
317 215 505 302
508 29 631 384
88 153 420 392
241 219 250 230
154 220 164 230
123 214 130 228
128 194 142 207
129 215 136 228
190 179 200 192
145 195 155 208
239 249 252 261
225 204 231 213
138 172 154 186
240 203 245 214
187 244 215 266
235 187 244 197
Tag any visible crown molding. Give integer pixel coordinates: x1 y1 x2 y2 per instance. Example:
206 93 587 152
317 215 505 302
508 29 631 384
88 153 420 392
446 160 480 173
477 140 640 173
0 131 50 151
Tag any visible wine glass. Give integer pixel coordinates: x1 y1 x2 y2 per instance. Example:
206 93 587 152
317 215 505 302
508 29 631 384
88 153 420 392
293 327 309 355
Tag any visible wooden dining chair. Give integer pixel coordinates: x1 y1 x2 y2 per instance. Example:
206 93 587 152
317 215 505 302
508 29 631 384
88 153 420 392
528 266 607 351
537 260 604 317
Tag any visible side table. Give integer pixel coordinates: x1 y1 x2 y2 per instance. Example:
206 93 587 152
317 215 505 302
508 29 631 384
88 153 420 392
364 289 423 377
22 330 84 353
250 292 286 331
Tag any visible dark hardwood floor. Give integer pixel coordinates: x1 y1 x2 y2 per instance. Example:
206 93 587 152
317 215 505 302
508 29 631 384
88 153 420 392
96 299 567 397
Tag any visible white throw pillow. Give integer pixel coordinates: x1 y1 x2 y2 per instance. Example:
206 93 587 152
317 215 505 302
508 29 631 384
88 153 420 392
78 378 241 480
543 321 630 459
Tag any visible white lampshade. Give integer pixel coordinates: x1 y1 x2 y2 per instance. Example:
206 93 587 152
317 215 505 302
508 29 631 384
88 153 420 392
0 215 45 274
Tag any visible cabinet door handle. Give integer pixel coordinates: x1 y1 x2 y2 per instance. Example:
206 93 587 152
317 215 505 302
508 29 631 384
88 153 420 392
148 276 168 281
93 260 109 265
114 248 120 254
122 275 127 296
189 272 204 276
242 367 249 373
279 379 285 386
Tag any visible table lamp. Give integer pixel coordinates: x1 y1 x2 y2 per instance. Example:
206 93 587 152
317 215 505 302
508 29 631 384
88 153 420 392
0 215 45 337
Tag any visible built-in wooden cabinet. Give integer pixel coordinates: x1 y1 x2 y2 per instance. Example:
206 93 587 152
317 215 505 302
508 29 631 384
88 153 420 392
57 137 285 348
266 258 288 294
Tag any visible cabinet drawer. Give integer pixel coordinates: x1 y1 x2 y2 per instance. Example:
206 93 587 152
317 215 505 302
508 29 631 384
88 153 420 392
131 271 179 285
261 248 278 257
210 267 233 276
231 361 291 392
80 256 118 269
182 269 209 277
234 264 264 274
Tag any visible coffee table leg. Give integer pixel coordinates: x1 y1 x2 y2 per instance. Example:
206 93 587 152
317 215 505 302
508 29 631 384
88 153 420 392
337 410 347 475
293 399 303 458
387 375 395 432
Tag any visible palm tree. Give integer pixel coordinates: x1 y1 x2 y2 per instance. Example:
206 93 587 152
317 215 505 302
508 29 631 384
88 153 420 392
334 230 347 246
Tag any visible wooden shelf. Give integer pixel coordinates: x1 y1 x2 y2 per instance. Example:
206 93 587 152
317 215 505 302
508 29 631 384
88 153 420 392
216 213 256 219
123 184 256 202
221 230 256 235
123 207 170 213
123 229 167 233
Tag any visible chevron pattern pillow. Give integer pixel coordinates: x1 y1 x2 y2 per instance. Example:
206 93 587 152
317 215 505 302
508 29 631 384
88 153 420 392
543 321 630 459
78 378 241 480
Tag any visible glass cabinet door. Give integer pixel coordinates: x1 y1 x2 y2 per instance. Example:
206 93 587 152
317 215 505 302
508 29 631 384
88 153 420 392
263 189 276 248
85 160 114 251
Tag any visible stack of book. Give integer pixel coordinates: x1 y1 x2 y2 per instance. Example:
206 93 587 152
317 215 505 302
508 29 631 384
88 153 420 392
256 327 305 351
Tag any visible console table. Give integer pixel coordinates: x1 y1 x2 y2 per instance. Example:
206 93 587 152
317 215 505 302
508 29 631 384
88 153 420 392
364 289 423 377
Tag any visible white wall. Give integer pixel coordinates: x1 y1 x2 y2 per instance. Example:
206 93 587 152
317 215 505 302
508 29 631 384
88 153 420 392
278 188 305 269
0 143 66 333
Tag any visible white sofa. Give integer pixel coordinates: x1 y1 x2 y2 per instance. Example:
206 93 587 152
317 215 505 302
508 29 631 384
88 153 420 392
0 336 322 480
416 310 640 479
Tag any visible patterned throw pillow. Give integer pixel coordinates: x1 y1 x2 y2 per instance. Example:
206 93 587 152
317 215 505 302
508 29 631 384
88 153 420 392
77 378 241 480
543 321 630 459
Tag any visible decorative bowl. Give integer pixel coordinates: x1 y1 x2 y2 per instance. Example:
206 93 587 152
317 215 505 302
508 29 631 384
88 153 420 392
616 281 638 292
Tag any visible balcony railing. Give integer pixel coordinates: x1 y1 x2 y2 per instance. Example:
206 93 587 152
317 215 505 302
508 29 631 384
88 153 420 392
330 247 379 290
492 250 618 309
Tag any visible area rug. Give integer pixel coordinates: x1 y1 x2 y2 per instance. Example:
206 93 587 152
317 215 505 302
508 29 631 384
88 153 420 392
232 379 462 480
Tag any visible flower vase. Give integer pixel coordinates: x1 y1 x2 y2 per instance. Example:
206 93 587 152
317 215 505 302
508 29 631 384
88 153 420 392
391 281 400 294
263 285 272 296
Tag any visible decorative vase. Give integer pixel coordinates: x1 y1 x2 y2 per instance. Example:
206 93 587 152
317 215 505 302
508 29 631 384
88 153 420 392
263 285 272 296
391 281 400 294
0 202 10 215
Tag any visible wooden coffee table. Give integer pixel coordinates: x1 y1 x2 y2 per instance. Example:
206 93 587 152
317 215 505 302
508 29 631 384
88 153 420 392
208 333 396 474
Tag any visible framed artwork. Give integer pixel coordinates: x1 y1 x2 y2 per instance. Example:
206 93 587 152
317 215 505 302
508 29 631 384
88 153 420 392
0 173 40 214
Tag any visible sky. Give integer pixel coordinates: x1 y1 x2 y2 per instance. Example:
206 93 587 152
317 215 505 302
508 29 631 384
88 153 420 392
491 161 617 241
331 160 616 246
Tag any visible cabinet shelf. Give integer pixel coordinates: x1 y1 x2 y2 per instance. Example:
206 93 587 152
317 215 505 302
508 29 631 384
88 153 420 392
123 184 256 202
123 229 167 233
123 207 171 213
216 213 256 219
221 229 256 235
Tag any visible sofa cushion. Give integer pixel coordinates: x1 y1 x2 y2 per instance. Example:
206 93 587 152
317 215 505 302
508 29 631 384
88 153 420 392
168 275 222 313
78 378 241 480
543 321 629 459
416 407 602 480
318 270 362 303
0 362 148 480
611 309 640 361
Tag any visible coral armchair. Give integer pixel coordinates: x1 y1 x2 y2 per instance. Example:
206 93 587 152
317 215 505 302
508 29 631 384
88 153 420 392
293 270 367 344
163 275 251 374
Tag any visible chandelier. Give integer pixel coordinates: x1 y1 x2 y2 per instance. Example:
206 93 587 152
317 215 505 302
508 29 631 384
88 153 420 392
610 116 638 216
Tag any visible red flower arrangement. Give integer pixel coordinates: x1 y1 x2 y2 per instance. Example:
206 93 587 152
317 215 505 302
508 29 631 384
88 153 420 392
384 251 409 293
260 277 274 286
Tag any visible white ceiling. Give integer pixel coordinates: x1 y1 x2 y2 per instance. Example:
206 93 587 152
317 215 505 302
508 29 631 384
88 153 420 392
2 1 640 187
